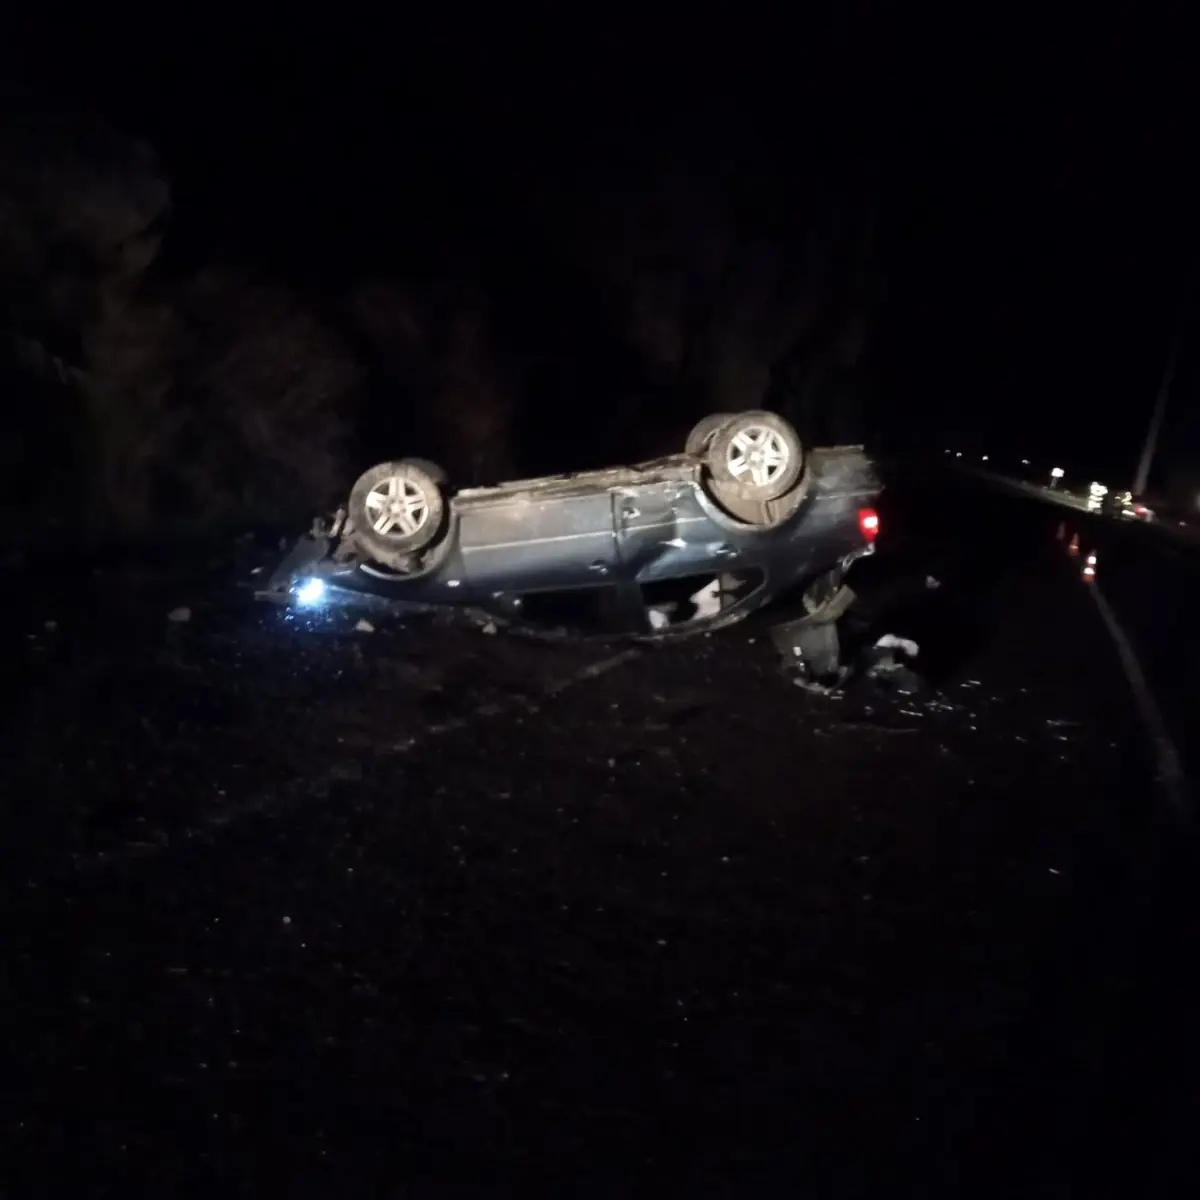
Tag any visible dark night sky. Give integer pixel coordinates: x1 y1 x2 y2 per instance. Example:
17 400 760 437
4 5 1198 487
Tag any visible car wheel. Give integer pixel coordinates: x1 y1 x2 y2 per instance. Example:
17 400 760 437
706 410 804 502
395 456 449 486
347 460 447 564
685 412 735 457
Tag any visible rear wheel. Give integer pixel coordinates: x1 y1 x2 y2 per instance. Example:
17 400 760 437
706 410 804 502
347 460 447 567
685 412 735 457
397 456 449 486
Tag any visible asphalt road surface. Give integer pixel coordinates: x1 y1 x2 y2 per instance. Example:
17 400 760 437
1 478 1197 1197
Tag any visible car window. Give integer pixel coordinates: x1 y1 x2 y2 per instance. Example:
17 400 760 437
639 569 766 631
509 585 639 636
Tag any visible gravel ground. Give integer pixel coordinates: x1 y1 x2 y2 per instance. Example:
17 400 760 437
0 503 1166 1196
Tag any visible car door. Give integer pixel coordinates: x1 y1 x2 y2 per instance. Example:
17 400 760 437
614 480 736 582
458 487 620 591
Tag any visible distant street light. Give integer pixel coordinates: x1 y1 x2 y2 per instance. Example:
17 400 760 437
982 455 989 462
1135 255 1196 495
1021 459 1030 466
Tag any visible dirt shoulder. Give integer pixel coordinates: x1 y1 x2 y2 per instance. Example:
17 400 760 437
0 532 1163 1195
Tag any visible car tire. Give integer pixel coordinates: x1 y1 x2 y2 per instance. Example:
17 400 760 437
706 410 805 502
685 412 736 457
347 460 447 565
395 457 449 486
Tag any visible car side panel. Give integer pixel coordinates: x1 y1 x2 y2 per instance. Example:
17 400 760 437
456 492 619 590
615 449 880 591
612 481 738 580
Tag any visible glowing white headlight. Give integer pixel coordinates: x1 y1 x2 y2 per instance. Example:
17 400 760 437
295 577 327 606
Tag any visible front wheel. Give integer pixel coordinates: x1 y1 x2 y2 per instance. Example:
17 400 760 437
706 410 804 502
347 459 447 566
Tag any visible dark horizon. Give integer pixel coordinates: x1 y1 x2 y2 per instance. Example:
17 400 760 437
3 6 1199 497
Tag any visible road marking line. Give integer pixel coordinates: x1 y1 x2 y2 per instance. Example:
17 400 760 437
67 647 643 874
1087 583 1190 825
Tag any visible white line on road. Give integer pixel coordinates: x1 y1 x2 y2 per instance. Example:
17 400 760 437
1087 583 1191 825
68 646 644 874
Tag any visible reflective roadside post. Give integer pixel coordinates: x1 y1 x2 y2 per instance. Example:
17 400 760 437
1082 552 1097 583
1050 466 1064 489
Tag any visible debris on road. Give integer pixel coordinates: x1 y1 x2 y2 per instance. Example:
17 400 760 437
874 633 920 659
774 612 933 704
771 617 848 693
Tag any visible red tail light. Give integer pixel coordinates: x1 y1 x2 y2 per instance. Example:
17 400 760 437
858 507 880 544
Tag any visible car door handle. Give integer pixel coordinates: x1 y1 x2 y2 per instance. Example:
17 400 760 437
621 505 640 520
589 560 609 574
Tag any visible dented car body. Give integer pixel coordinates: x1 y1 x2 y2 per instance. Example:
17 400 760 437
260 412 883 638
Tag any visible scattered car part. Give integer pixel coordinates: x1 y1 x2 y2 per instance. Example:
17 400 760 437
769 570 860 688
801 565 845 615
772 616 847 690
874 633 920 659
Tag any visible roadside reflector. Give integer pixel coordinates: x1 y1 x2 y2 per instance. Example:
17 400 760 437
1082 551 1097 582
1067 532 1080 556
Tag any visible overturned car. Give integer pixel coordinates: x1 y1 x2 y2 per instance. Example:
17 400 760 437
259 409 883 639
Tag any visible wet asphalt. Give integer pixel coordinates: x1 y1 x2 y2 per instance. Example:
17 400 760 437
1 479 1196 1197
